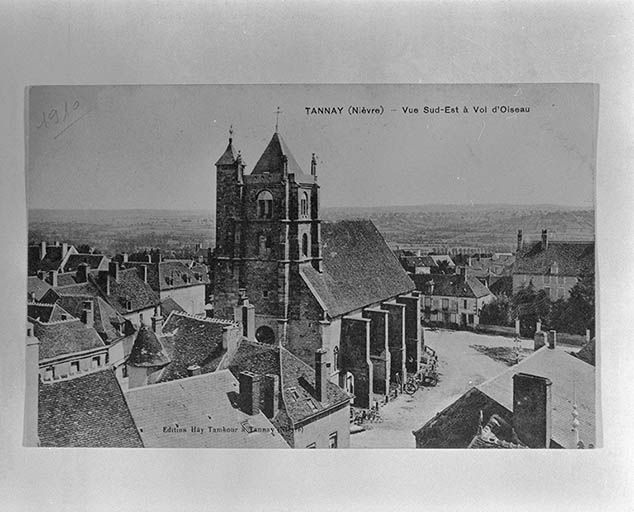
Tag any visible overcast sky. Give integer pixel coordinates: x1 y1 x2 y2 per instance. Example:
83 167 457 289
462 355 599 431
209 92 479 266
27 84 596 211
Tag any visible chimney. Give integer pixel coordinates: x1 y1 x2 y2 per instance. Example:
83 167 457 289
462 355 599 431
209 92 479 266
24 323 40 446
516 229 523 252
314 348 328 402
239 371 261 415
459 266 467 282
187 364 201 377
586 329 591 343
536 319 542 333
547 330 557 349
515 318 521 336
81 300 94 328
28 291 36 302
39 241 47 260
151 306 163 335
140 264 148 284
48 270 58 288
61 242 69 258
76 262 88 283
513 373 552 448
122 252 129 263
233 296 255 340
541 229 548 250
109 261 119 281
262 373 280 419
310 153 317 176
105 274 111 296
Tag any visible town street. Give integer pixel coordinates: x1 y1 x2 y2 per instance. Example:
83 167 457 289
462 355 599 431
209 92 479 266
350 328 534 448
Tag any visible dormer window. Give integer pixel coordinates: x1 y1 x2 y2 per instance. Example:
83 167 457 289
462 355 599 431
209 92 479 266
300 191 309 218
256 191 273 219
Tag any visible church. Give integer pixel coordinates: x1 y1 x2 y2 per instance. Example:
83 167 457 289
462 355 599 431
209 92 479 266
212 126 424 408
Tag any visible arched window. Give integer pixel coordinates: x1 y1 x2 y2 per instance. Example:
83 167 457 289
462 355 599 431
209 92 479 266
333 346 339 371
300 191 309 217
256 191 273 219
255 325 275 344
302 233 309 257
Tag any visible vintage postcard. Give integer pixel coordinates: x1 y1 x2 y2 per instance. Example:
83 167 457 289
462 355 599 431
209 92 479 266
25 84 597 449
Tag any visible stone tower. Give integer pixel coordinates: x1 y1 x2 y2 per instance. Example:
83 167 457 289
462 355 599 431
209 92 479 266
213 128 322 347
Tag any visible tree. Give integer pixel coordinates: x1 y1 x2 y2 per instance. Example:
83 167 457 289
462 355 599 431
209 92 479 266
480 296 513 326
511 283 552 337
548 269 595 335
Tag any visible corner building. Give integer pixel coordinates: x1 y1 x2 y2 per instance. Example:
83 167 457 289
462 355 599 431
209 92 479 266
213 129 423 408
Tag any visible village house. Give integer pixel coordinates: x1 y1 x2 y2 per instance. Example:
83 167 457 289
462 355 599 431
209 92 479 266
120 255 209 315
39 261 160 327
28 302 111 383
413 268 495 328
212 128 423 408
513 229 594 299
412 331 595 449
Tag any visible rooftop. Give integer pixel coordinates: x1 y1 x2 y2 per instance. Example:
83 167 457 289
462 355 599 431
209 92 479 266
227 340 350 427
30 317 106 361
38 368 143 447
476 347 595 448
301 220 415 318
124 369 289 448
157 312 236 382
514 240 594 276
251 132 314 184
413 273 492 299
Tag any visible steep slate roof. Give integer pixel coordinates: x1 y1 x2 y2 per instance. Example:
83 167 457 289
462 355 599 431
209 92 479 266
63 253 108 272
251 132 314 183
30 318 106 361
55 295 130 343
160 296 187 316
27 302 73 323
157 312 233 382
477 347 595 448
27 276 52 301
514 241 594 276
413 273 492 299
215 139 239 166
123 261 207 292
574 338 596 366
227 340 350 428
38 368 143 447
127 324 171 367
28 244 72 275
413 387 512 449
90 268 160 314
124 370 289 448
301 220 415 318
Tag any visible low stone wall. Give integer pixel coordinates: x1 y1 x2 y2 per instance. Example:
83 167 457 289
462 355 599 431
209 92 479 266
475 324 516 338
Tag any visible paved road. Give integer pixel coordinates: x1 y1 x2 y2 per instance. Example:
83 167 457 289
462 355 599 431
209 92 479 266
350 328 534 448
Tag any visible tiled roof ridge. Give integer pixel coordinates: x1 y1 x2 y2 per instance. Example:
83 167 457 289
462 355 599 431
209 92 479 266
169 311 239 327
30 316 80 326
125 368 234 394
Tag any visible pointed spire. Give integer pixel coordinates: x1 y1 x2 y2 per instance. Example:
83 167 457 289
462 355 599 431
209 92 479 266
275 106 282 133
215 125 239 167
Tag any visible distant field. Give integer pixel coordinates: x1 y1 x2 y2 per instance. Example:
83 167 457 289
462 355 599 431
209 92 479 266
28 204 594 256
